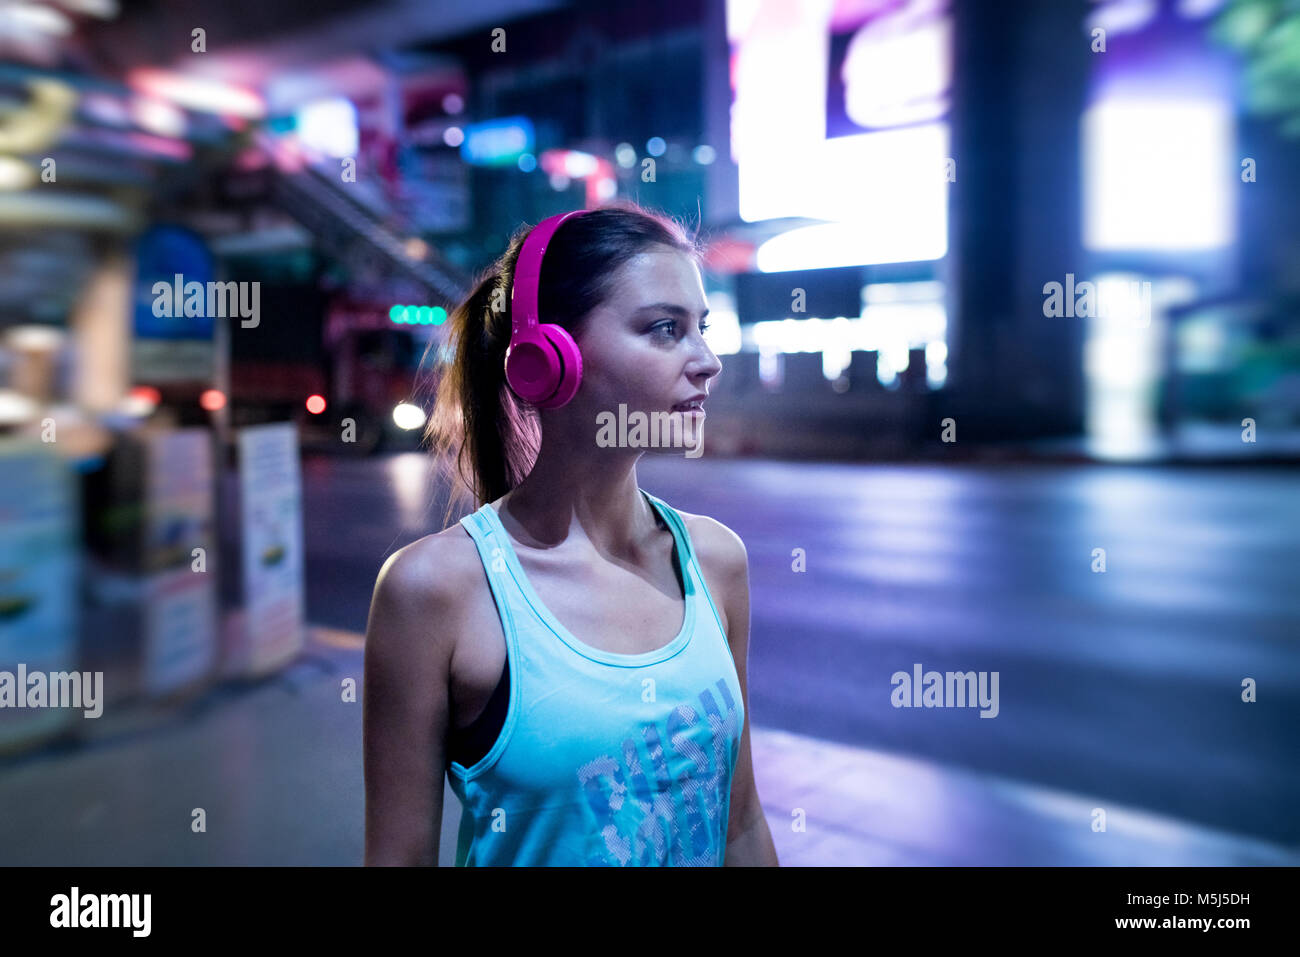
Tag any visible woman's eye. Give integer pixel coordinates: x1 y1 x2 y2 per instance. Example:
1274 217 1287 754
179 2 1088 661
652 319 710 336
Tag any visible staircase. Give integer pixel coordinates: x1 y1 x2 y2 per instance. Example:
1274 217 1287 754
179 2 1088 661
255 132 472 306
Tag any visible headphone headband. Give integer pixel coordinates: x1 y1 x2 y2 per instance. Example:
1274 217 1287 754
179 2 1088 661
504 209 589 408
510 209 586 338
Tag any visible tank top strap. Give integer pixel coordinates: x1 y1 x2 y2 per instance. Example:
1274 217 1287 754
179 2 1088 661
639 489 730 645
457 504 527 648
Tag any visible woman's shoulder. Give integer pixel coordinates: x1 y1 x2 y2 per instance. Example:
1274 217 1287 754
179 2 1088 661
371 522 484 621
366 521 490 678
665 504 749 581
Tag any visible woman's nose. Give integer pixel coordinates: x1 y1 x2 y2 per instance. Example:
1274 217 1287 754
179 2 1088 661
696 343 723 379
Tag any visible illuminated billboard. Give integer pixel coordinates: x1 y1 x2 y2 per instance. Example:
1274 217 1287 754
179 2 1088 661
726 0 950 266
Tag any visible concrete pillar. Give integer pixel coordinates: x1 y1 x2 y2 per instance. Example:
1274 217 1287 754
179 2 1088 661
948 0 1089 440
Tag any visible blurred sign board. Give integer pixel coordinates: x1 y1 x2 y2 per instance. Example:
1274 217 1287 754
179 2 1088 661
0 440 79 752
132 225 216 383
232 423 305 676
141 428 218 695
461 116 534 167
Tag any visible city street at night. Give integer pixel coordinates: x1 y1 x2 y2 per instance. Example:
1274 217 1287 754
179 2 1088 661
4 0 1298 907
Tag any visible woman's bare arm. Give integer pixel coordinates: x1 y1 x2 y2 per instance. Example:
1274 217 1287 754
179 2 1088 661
363 538 457 866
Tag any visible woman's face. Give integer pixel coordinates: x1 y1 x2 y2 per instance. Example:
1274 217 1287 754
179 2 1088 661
571 246 723 454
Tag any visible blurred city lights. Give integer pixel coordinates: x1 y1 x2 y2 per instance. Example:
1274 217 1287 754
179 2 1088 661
1087 0 1159 36
0 157 36 191
595 176 617 201
1084 274 1199 459
562 149 598 177
5 324 64 350
389 305 446 325
614 142 637 168
127 68 265 119
306 394 326 414
461 116 533 166
199 389 226 411
0 2 72 37
1083 98 1235 251
703 291 742 356
925 340 949 390
0 389 41 426
1177 0 1228 18
294 97 358 158
841 6 951 128
756 176 948 268
758 348 782 389
130 97 187 138
392 402 426 430
120 385 160 417
56 0 119 15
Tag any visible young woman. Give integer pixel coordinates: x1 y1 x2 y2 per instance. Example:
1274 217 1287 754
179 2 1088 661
362 202 778 866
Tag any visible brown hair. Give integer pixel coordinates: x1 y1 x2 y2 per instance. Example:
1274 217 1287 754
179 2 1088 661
422 200 702 528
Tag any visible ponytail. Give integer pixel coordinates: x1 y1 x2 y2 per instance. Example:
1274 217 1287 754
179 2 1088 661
425 249 540 528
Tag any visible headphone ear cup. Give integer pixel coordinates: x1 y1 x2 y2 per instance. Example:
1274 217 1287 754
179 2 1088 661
504 336 561 404
537 323 583 409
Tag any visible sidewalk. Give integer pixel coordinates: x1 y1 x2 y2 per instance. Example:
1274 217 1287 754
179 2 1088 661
2 626 1295 866
744 728 1300 866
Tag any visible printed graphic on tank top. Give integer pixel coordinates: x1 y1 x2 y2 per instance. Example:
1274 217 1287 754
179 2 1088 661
447 489 745 866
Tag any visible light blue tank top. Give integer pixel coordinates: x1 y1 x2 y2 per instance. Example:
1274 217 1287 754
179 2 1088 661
447 489 745 866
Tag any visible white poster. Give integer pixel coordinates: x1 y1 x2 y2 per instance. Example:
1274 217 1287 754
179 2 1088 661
237 423 305 676
142 428 217 694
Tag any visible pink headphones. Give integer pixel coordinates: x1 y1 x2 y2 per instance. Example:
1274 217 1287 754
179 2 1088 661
505 209 589 409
